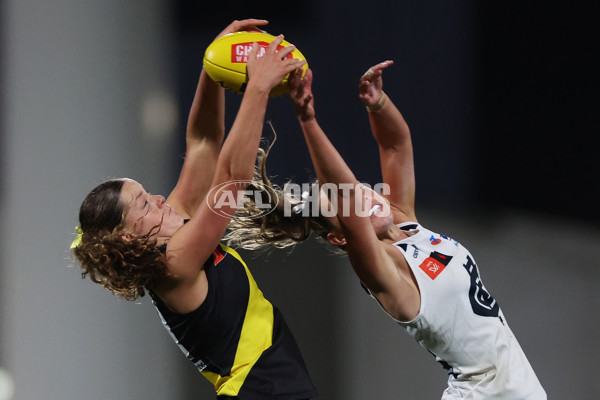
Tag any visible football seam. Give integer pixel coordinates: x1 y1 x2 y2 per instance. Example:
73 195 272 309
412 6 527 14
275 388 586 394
203 58 247 77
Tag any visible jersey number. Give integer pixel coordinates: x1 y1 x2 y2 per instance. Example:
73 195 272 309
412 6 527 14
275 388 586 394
462 255 499 318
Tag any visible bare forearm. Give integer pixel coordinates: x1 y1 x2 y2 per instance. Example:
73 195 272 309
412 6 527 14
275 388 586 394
367 96 411 151
186 69 225 144
301 119 388 289
216 85 270 181
300 118 358 186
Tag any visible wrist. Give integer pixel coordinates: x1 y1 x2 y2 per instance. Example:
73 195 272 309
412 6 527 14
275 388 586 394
366 91 387 112
299 115 317 125
297 111 316 123
244 80 272 97
298 113 315 122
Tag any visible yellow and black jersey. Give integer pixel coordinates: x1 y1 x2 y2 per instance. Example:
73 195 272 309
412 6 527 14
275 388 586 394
150 244 317 399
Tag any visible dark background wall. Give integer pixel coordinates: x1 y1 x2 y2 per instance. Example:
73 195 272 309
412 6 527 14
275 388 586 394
475 2 598 221
172 1 598 222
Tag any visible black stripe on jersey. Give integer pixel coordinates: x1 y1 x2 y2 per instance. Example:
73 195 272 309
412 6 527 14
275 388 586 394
401 224 419 231
430 251 453 266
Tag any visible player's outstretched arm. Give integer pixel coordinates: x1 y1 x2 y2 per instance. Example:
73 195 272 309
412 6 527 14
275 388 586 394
359 61 416 222
289 68 405 304
167 36 305 282
167 19 270 219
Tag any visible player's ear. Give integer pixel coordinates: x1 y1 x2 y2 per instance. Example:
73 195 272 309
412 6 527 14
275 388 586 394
327 232 347 246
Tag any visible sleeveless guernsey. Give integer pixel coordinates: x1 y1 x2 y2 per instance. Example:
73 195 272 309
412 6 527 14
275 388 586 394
369 222 546 399
150 244 316 399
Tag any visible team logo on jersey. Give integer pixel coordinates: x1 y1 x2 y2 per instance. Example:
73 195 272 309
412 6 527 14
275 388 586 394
419 251 453 280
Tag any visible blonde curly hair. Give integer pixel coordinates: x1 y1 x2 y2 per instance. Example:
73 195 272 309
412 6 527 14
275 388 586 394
224 142 340 253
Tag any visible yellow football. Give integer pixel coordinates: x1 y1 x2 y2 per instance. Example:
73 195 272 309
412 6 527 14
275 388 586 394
203 31 308 97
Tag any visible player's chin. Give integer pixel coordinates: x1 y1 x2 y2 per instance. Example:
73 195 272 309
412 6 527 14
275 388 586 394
372 213 394 232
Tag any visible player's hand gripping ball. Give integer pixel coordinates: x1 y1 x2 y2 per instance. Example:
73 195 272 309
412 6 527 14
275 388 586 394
203 31 308 97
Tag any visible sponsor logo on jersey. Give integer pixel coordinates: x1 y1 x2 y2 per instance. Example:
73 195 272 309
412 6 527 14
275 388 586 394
419 257 445 279
412 245 419 259
430 235 442 245
419 251 452 280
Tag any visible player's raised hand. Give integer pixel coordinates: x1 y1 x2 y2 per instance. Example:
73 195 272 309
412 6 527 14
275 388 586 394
359 60 394 107
289 68 315 122
246 35 306 93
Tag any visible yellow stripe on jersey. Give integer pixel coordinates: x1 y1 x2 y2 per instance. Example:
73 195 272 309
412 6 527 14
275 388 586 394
201 244 274 396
